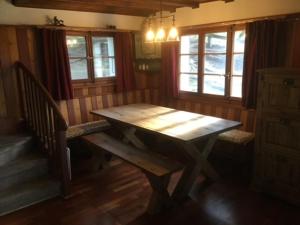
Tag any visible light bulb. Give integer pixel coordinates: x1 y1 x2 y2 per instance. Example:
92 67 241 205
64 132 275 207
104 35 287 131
66 39 78 46
167 26 179 42
145 29 155 42
67 40 72 46
155 27 166 42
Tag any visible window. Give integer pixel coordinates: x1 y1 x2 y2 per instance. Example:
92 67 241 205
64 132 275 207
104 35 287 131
92 37 115 78
231 30 245 98
66 36 89 80
66 33 116 82
179 26 246 99
203 32 227 95
179 35 199 92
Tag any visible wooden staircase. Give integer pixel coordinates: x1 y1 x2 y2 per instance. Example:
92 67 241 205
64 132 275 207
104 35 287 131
0 133 60 216
0 61 72 215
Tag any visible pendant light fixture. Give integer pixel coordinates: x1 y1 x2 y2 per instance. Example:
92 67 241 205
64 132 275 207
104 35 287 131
144 0 179 43
167 15 179 42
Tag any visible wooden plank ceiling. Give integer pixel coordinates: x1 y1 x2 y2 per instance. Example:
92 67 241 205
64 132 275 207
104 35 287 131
12 0 234 17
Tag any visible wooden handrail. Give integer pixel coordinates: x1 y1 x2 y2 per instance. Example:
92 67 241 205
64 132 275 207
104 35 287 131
14 62 68 130
14 61 71 196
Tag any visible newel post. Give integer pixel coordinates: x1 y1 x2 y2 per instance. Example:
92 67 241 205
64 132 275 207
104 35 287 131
55 119 71 197
15 64 26 119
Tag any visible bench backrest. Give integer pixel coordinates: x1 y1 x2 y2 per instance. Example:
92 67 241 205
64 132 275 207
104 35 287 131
57 88 255 132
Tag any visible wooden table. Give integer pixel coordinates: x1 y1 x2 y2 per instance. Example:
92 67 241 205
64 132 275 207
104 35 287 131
92 104 241 202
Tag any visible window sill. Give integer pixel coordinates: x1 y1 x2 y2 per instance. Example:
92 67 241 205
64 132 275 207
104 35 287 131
179 91 242 107
72 77 116 87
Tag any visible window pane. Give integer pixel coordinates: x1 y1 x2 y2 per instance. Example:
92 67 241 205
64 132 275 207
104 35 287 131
203 75 225 95
94 57 115 78
205 32 227 53
232 54 244 75
180 35 199 54
180 55 198 73
92 37 115 57
66 36 87 57
234 30 246 52
69 58 88 80
204 54 226 75
231 76 242 98
180 74 198 92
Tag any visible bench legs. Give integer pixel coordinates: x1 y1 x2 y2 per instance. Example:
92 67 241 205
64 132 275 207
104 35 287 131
144 172 173 215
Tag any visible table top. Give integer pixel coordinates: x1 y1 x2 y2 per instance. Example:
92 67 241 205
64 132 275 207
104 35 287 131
91 104 241 142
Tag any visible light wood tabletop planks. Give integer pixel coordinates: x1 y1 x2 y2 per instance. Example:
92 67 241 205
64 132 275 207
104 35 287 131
91 104 241 142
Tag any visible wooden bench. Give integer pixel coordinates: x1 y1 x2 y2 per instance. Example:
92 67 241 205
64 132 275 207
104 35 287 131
81 132 183 214
211 129 255 181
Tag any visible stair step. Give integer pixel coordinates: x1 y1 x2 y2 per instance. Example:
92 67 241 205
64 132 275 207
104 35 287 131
0 178 61 216
0 154 48 191
0 134 34 166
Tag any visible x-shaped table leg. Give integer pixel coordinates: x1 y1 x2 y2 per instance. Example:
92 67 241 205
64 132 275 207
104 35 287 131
172 135 219 202
122 127 148 150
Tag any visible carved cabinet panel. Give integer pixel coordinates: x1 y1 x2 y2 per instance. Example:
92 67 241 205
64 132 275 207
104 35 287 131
262 114 300 152
255 68 300 205
260 73 300 112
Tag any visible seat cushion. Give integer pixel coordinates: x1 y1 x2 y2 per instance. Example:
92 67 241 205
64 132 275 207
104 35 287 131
66 120 110 140
218 129 254 145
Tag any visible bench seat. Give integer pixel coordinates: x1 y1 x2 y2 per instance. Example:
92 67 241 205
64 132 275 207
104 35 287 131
66 120 110 140
211 129 255 181
82 132 182 177
218 129 254 145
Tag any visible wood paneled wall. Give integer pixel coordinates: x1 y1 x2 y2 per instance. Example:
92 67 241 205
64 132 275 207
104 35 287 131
58 89 154 126
0 25 255 134
0 25 40 119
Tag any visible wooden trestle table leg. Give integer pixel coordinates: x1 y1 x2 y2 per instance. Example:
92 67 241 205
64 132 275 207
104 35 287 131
171 135 219 202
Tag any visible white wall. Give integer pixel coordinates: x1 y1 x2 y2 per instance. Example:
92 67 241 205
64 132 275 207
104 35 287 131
175 0 300 27
0 0 144 30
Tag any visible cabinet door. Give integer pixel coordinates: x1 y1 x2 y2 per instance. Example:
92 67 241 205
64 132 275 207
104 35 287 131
262 114 300 152
261 147 300 204
262 76 300 112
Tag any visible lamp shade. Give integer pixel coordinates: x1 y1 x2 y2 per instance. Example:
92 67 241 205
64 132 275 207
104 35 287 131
167 26 179 42
145 28 155 42
155 27 166 42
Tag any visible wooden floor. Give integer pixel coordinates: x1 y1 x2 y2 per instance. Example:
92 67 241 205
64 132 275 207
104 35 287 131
1 159 299 225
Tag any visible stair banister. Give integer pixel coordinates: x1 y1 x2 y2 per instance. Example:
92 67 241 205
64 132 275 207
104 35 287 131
14 61 71 196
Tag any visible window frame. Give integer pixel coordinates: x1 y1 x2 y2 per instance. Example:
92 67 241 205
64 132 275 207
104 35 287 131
179 24 245 102
66 31 116 84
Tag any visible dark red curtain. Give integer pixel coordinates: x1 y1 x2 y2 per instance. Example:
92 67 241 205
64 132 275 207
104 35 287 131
115 32 136 92
41 29 73 100
242 20 289 109
161 42 179 99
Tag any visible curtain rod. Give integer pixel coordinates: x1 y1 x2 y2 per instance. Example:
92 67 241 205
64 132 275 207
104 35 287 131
35 25 137 32
180 12 300 31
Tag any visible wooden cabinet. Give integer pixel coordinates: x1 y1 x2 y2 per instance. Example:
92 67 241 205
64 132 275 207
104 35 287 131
134 32 161 73
134 32 161 59
255 68 300 205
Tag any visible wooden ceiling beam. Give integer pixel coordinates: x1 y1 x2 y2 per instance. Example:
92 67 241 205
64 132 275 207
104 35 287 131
12 0 235 17
54 0 179 12
13 0 155 16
